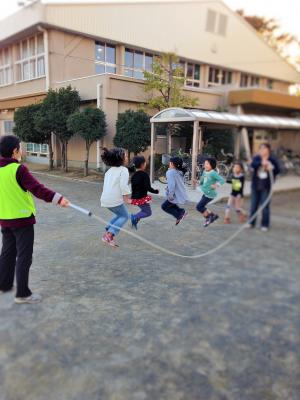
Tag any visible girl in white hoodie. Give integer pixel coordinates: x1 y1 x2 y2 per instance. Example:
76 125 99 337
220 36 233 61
100 148 131 248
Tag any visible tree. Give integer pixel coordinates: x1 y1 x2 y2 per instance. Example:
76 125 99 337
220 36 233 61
67 107 107 176
237 9 300 69
114 110 151 161
13 103 55 168
40 86 81 172
13 104 42 143
143 52 198 111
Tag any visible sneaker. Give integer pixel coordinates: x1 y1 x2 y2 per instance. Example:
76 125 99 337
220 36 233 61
102 232 119 248
131 214 138 230
176 211 188 226
261 227 269 232
204 214 219 228
245 223 255 229
224 217 231 224
15 293 42 304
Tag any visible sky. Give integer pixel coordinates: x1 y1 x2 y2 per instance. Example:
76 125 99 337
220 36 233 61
1 0 300 41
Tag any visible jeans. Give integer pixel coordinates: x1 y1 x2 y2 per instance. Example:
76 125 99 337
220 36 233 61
161 200 185 220
249 189 270 228
0 225 34 298
133 204 152 220
196 195 213 214
106 204 129 236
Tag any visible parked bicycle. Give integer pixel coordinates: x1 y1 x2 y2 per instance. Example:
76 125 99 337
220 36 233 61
276 148 300 176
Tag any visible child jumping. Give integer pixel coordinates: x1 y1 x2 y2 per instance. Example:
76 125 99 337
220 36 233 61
196 157 225 227
161 156 189 225
224 162 247 224
130 156 159 230
0 135 69 304
100 148 131 248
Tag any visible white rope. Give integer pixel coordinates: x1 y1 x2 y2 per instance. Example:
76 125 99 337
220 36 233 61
71 171 274 259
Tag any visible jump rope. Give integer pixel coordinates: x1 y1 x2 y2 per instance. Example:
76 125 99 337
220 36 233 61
67 170 275 260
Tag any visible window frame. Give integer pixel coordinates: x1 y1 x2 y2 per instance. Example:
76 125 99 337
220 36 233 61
15 34 45 83
94 41 117 75
208 67 232 86
0 48 13 87
124 48 154 79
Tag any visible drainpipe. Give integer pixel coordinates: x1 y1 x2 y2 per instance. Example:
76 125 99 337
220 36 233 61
96 83 103 171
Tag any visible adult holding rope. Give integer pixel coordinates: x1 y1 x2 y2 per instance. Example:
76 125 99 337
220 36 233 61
247 143 280 232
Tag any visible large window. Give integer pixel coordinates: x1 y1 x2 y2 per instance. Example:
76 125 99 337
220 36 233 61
124 48 153 79
0 48 13 86
26 143 49 158
4 120 15 134
208 67 232 86
178 60 201 88
15 34 45 82
240 73 260 88
95 41 116 74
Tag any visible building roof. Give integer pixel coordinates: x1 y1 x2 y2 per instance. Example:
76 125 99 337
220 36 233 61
151 107 300 130
1 0 300 83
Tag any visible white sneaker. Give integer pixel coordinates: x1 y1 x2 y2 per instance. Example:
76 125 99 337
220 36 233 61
15 293 42 304
261 227 269 232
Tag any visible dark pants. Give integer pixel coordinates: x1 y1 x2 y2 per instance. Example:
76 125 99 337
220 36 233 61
133 203 152 220
249 189 270 228
0 226 34 298
161 200 185 220
196 195 213 214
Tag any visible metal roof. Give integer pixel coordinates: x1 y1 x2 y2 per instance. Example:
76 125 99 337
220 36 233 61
150 108 300 130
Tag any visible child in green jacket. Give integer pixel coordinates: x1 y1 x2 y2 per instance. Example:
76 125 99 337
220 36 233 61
196 158 225 227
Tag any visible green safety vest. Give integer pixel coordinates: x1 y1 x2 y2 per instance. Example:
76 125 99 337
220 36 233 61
0 163 36 220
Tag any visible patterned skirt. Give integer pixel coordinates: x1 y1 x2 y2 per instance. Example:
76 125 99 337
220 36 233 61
131 195 152 206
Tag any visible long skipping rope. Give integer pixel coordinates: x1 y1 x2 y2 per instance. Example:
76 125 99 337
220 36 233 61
67 169 275 260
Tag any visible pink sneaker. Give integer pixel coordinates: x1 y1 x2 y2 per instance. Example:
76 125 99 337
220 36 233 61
101 232 119 248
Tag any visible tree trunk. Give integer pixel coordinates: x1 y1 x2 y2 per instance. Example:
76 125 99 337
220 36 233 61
60 142 65 171
84 143 90 177
48 137 54 171
127 150 131 163
64 141 69 173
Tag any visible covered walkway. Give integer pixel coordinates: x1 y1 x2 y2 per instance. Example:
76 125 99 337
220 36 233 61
149 108 300 186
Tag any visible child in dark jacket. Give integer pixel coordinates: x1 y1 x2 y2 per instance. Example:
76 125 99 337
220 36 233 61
224 162 247 224
130 156 159 229
0 135 69 304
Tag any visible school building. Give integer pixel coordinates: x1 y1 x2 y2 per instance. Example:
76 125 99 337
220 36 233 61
1 0 300 168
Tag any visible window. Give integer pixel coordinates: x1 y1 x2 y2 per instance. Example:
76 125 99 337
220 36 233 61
26 142 49 157
218 14 228 36
251 76 260 87
95 41 116 74
124 48 154 79
267 79 274 89
208 67 232 86
206 9 228 36
0 48 13 86
240 73 248 87
15 34 45 82
183 61 201 87
240 74 260 88
206 9 217 33
4 121 15 134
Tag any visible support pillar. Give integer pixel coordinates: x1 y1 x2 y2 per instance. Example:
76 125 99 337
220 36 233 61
234 128 241 160
192 120 199 189
150 122 155 183
241 127 252 160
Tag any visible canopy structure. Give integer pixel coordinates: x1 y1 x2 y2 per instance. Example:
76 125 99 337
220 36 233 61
150 108 300 129
149 107 300 186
